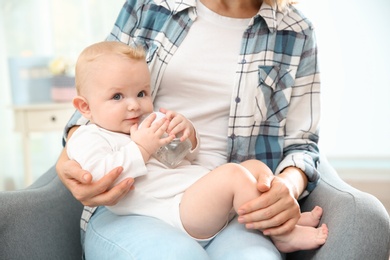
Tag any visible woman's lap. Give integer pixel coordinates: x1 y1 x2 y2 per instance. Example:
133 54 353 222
84 207 283 260
205 216 283 260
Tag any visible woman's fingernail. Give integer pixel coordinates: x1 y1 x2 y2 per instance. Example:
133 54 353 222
82 174 89 182
246 223 254 229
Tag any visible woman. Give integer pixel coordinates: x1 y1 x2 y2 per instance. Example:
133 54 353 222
57 0 321 258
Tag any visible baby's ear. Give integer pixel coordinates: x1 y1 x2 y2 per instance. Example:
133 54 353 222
72 96 91 119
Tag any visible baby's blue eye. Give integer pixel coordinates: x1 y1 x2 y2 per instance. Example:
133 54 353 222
137 91 146 98
113 93 122 100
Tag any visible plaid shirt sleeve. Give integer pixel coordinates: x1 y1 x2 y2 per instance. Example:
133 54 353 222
274 20 321 192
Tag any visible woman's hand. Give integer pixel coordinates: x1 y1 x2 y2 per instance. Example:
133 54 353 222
237 166 307 236
56 127 134 207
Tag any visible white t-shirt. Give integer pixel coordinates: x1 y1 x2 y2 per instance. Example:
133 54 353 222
154 1 251 170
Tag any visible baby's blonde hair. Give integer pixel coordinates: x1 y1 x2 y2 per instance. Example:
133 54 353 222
75 41 145 94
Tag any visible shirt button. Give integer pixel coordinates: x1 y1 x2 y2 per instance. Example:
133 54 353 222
241 59 246 64
235 97 241 103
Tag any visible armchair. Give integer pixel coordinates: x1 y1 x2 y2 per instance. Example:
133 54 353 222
1 156 389 259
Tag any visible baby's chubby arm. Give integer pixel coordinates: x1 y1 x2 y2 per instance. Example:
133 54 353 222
58 127 133 207
67 126 147 183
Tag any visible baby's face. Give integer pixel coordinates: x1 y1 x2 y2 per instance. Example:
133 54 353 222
83 54 153 134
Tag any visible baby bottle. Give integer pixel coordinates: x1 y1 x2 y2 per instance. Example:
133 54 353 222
140 112 192 168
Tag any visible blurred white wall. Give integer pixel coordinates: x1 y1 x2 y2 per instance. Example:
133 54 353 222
298 0 390 173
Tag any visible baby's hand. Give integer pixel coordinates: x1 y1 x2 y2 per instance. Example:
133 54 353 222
130 113 174 161
159 108 194 142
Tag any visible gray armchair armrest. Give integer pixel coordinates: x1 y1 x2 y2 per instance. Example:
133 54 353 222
0 166 83 260
289 156 390 259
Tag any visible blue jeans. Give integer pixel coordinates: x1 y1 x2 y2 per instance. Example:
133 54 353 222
84 207 283 260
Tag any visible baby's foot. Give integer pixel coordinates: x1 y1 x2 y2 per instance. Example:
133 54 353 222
297 206 323 227
271 224 328 253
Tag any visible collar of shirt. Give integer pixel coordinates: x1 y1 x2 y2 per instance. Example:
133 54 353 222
153 0 196 14
153 0 283 32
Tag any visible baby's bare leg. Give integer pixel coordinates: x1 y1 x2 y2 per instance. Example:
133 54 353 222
239 159 274 180
180 162 266 239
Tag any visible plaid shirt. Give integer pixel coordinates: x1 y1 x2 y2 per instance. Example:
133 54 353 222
65 0 321 232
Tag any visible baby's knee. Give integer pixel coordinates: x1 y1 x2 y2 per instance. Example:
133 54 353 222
240 159 267 170
223 163 257 183
240 159 273 177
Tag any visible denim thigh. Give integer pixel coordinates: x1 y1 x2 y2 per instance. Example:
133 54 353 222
84 206 208 260
84 207 283 260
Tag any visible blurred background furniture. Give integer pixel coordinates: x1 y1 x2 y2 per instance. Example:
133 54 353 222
12 103 74 186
